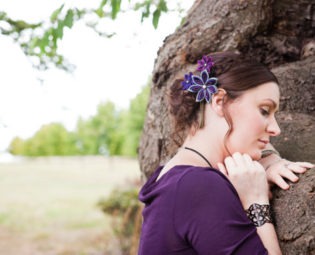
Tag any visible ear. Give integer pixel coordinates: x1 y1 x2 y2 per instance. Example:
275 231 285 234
211 88 227 116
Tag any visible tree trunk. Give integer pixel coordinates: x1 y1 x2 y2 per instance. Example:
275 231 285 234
139 0 315 253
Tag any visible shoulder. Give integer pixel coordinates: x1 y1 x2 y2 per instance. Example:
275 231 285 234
173 166 245 222
177 166 237 197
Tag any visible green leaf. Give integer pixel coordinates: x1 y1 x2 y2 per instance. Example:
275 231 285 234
29 37 39 50
38 31 50 54
95 8 104 18
55 20 64 40
64 9 74 28
98 0 108 9
158 0 167 12
152 9 161 29
50 4 64 23
111 0 121 19
141 2 151 22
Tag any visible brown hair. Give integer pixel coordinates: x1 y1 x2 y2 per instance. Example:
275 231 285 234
169 51 279 147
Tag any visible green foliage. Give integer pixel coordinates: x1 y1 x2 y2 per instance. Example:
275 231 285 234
73 82 150 157
0 1 184 71
120 84 150 156
111 0 122 19
153 0 168 28
50 4 65 23
98 188 139 215
9 123 79 156
8 137 25 155
76 101 123 155
27 7 77 71
8 83 150 157
98 187 142 254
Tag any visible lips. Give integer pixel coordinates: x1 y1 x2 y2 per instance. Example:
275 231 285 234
258 140 269 149
258 139 269 145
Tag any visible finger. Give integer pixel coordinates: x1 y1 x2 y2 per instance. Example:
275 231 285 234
294 162 315 169
243 153 253 166
286 163 307 174
217 162 228 176
224 156 236 170
232 152 246 168
270 175 290 190
280 169 299 183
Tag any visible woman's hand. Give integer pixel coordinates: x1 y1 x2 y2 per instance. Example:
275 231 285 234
264 158 314 190
217 152 269 209
259 144 314 190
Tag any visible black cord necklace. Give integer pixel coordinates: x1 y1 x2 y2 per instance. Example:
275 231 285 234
184 147 213 168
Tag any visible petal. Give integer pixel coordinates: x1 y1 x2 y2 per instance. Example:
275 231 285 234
204 89 211 103
188 84 203 93
205 77 218 86
197 59 203 66
203 55 212 63
196 89 205 102
192 75 204 86
207 85 218 94
185 72 193 81
181 80 190 90
196 65 204 72
206 64 213 73
200 70 209 83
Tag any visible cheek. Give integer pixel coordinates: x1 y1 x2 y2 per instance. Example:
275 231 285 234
236 107 266 132
248 114 266 133
229 110 266 144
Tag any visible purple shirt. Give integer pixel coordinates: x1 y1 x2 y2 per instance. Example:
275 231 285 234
138 165 267 255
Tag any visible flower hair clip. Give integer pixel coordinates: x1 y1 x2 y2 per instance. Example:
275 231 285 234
181 55 218 103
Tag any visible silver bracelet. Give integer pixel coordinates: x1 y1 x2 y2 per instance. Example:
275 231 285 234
245 203 273 227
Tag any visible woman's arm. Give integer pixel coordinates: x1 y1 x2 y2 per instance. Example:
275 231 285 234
218 152 282 254
256 223 282 255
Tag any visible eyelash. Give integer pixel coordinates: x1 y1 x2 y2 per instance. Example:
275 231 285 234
260 108 270 116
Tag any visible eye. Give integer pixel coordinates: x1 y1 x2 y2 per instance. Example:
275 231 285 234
260 107 270 116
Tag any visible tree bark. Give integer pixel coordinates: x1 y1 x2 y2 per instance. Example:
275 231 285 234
271 168 315 254
139 0 315 253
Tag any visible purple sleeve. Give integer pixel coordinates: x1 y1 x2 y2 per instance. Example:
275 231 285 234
173 170 268 255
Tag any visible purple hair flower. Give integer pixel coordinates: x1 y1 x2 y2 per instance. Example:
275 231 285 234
181 72 193 90
180 55 218 103
187 70 218 103
197 55 214 73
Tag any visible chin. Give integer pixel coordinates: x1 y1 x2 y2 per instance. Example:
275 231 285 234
250 151 262 161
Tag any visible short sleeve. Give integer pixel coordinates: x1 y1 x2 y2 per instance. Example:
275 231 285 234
173 168 267 255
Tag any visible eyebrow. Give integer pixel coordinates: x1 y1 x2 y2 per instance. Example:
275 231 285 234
262 99 279 111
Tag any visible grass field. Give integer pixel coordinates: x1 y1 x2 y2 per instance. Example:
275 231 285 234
0 156 141 255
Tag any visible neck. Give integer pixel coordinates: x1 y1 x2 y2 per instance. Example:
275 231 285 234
182 127 226 169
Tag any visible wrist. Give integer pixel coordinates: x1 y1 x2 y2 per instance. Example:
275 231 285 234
245 203 273 227
259 153 283 171
261 149 280 158
243 198 269 210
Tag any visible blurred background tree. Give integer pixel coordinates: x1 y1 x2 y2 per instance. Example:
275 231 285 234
2 0 181 158
8 82 150 157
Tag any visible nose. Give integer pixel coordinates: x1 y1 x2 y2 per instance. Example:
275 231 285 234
267 115 281 136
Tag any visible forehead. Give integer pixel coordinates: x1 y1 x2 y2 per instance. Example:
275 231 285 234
241 82 280 105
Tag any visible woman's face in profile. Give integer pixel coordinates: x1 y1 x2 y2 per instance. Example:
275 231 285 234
225 82 280 160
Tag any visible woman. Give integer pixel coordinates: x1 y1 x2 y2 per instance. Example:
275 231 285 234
138 52 313 255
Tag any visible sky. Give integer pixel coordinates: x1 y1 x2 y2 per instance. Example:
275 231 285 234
0 0 191 153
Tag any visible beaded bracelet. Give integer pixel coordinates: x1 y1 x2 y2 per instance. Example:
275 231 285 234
245 203 273 227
